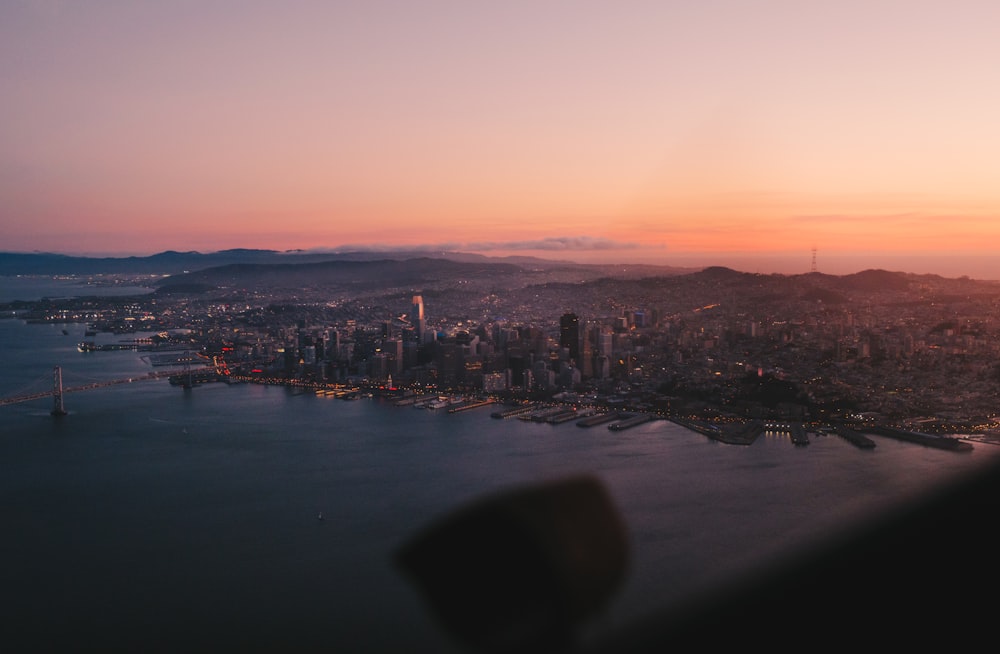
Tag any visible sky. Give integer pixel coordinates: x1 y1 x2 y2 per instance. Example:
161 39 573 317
3 1 1000 277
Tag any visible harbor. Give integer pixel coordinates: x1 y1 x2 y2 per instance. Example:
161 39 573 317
385 395 978 451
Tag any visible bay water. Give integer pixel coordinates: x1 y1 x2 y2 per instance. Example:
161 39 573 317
3 279 999 652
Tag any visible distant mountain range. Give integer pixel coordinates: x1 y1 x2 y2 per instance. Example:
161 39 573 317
0 249 694 277
153 257 531 293
5 249 998 318
7 249 996 309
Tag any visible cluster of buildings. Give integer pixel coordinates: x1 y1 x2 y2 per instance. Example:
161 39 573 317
239 299 615 395
10 266 1000 432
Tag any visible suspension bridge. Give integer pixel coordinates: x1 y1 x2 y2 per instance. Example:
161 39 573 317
0 364 217 416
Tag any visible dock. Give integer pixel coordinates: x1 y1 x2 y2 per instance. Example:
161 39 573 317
669 417 722 437
521 406 571 422
726 420 764 445
576 412 619 427
608 414 655 431
491 404 539 419
790 423 809 446
834 425 877 449
447 398 495 413
545 410 579 424
868 426 973 452
671 418 763 445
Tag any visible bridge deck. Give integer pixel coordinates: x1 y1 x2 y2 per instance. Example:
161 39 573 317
0 368 214 407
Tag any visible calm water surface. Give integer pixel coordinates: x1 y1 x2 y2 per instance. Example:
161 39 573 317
2 313 998 652
0 275 154 304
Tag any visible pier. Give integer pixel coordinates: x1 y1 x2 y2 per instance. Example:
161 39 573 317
868 426 973 452
576 412 619 427
763 421 809 446
544 408 595 424
521 405 573 422
834 425 877 449
670 418 763 445
608 414 655 431
447 398 495 413
491 404 539 419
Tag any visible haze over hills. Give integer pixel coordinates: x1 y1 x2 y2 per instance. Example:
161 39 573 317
0 249 696 278
141 258 1000 338
6 248 996 341
4 248 997 309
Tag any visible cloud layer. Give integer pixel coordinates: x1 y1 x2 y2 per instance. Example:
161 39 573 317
312 237 645 254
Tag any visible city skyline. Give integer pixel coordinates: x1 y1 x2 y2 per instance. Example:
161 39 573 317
4 2 1000 278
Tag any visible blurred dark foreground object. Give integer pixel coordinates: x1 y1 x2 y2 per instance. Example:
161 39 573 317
395 474 628 653
400 459 1000 653
587 454 1000 652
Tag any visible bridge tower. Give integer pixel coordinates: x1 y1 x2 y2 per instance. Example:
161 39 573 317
51 366 67 416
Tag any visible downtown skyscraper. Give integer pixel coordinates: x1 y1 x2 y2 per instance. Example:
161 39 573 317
559 312 580 364
412 295 426 342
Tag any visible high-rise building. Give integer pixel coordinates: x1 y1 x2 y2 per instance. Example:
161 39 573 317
411 295 425 342
596 355 610 379
598 331 613 356
559 312 580 363
581 324 594 378
371 352 390 380
438 342 463 386
385 338 403 374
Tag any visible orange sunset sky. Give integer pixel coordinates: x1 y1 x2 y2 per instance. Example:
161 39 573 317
3 1 1000 277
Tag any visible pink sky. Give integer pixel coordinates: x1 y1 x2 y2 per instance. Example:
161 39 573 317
4 1 1000 277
